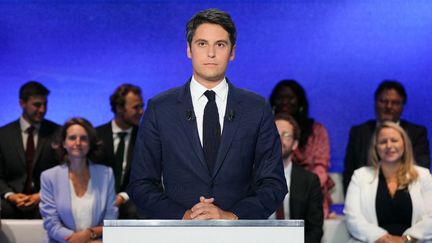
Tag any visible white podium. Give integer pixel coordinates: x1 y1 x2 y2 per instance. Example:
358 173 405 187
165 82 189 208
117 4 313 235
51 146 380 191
104 220 304 243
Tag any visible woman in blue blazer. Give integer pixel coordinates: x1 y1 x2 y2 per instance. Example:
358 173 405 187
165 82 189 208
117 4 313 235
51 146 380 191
39 117 118 243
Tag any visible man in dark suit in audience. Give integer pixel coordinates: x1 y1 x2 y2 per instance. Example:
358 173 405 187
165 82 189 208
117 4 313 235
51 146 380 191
95 83 144 219
343 80 430 194
127 8 287 220
0 81 59 218
273 113 323 243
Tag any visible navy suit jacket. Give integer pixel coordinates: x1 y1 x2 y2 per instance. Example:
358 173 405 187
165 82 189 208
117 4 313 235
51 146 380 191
95 122 138 192
343 119 430 194
127 80 287 219
0 119 59 197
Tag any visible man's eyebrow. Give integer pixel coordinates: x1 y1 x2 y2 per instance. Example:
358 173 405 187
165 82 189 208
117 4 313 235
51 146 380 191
194 39 208 43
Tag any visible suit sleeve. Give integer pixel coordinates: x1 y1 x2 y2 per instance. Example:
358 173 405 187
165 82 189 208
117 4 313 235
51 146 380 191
228 102 288 219
404 169 432 240
127 99 187 219
104 167 118 220
344 170 387 242
39 171 74 243
343 127 358 195
305 173 324 243
411 126 431 170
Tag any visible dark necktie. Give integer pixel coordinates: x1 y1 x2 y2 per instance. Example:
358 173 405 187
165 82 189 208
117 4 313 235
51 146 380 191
114 132 127 192
203 90 221 174
276 204 285 219
24 126 35 194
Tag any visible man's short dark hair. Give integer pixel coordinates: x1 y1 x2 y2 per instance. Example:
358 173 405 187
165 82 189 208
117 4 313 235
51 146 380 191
274 113 301 141
110 83 142 114
186 8 236 47
374 80 407 104
19 81 50 102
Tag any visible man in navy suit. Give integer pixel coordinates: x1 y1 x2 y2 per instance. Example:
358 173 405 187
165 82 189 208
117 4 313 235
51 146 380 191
95 84 144 219
0 81 59 218
343 80 430 194
127 8 287 220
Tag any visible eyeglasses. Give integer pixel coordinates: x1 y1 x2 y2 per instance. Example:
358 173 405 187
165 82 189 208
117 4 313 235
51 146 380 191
280 132 294 141
377 98 403 107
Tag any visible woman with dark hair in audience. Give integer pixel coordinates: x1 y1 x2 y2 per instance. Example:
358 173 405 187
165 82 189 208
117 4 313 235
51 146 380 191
270 80 334 218
39 117 117 243
344 121 432 243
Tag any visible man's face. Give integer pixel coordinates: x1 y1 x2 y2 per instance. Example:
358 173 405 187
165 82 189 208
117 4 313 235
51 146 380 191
20 95 47 124
375 89 404 122
275 119 298 160
117 92 144 127
187 23 235 87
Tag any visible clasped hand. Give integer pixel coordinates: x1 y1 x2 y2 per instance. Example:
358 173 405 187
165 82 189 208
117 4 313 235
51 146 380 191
182 196 237 220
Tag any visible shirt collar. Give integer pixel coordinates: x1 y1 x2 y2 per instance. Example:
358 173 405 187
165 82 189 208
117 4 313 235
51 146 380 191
19 116 40 132
111 120 133 135
190 76 229 102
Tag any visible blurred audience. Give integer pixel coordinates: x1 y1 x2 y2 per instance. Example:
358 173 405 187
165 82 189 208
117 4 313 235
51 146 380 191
94 84 144 219
0 81 59 219
270 79 334 218
39 118 117 242
344 121 432 243
343 80 430 195
271 113 323 243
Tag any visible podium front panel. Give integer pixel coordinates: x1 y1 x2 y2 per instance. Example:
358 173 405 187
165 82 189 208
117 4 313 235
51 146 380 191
104 220 304 243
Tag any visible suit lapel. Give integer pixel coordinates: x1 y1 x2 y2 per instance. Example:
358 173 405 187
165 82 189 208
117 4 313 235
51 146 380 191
13 121 26 165
212 82 241 179
177 81 208 173
58 164 77 230
104 124 115 165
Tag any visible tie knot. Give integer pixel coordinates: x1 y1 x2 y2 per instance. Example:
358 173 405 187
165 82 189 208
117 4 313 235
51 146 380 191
118 132 127 140
204 90 216 102
27 126 35 134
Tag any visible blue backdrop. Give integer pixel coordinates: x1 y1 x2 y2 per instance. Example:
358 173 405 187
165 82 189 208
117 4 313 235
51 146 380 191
1 0 432 172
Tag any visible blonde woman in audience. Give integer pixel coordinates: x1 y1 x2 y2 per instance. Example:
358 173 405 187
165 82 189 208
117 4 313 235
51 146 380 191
344 121 432 243
39 118 117 243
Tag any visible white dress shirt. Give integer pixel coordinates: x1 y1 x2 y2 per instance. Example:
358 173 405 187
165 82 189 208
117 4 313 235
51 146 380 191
190 76 228 146
111 120 132 201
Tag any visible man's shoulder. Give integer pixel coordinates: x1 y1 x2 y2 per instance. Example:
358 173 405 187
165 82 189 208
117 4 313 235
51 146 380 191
231 85 265 102
292 164 319 183
150 85 184 103
95 121 111 132
400 119 427 131
41 119 60 128
0 119 19 134
349 120 376 135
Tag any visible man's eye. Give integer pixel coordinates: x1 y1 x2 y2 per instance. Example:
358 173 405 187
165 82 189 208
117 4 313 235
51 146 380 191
217 43 226 48
197 42 206 47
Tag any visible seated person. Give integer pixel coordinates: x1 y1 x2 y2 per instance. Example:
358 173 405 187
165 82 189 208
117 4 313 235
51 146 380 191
344 121 432 242
270 79 334 218
39 118 118 242
0 81 59 219
343 80 430 195
271 113 323 243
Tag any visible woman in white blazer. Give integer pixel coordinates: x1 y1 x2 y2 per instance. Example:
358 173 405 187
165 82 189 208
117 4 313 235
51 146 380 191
344 121 432 243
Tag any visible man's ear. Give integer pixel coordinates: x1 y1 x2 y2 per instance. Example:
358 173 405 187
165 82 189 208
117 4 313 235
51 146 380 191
292 140 299 151
187 43 192 59
229 44 236 61
19 99 26 109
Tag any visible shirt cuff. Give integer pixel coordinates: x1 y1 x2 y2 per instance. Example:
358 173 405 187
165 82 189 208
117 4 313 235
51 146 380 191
118 192 129 202
4 192 14 200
